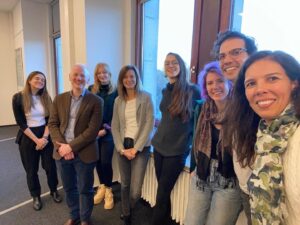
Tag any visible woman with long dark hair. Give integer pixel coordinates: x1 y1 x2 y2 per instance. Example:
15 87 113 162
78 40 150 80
226 51 300 225
12 71 61 211
151 53 201 225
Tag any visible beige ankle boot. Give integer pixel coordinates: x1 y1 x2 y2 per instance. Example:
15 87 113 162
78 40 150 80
104 187 114 209
94 184 106 205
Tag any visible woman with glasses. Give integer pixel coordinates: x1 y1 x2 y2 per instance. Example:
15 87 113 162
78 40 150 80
226 51 300 225
184 61 241 225
12 71 61 211
88 63 118 210
151 52 201 225
111 65 154 225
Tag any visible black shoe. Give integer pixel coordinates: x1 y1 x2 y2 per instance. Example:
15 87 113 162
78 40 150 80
33 196 42 211
51 191 62 203
123 215 131 225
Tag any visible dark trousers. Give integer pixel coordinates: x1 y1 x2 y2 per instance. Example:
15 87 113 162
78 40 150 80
95 139 114 187
18 126 58 197
152 150 187 225
58 156 96 222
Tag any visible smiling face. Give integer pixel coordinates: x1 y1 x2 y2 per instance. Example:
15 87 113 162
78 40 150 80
219 38 249 81
69 65 89 92
244 59 298 123
164 54 180 83
206 71 230 103
29 73 46 93
96 65 110 85
123 69 137 90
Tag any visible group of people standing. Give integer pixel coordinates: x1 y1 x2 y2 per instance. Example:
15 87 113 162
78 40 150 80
184 30 300 225
11 29 300 225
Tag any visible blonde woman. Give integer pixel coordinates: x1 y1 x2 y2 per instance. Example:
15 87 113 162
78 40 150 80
12 71 61 211
88 63 118 209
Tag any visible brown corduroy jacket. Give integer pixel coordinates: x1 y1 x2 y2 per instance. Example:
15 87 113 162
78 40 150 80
48 90 103 163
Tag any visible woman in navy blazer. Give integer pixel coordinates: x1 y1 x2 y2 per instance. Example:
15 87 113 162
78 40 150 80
111 65 154 225
12 71 61 211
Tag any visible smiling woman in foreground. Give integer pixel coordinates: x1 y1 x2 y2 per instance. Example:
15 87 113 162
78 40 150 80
226 50 300 225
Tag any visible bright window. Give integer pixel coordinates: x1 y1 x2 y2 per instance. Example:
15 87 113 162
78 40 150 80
232 0 300 61
141 0 195 119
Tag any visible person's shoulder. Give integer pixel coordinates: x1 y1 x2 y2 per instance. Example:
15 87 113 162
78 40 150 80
13 91 22 100
140 90 151 98
53 91 69 103
88 84 94 91
188 84 200 98
189 83 200 92
86 90 103 102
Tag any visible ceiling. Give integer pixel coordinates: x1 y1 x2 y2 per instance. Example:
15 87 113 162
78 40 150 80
0 0 53 12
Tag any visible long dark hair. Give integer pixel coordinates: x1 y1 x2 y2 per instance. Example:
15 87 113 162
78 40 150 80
165 52 193 122
224 50 300 167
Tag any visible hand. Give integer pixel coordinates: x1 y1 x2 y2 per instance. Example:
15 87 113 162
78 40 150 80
122 149 135 160
129 148 138 157
64 152 75 160
35 138 48 150
56 142 72 157
98 129 107 137
191 170 196 177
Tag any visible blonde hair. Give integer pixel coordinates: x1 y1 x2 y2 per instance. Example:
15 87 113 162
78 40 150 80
22 71 52 116
117 65 142 100
91 63 114 94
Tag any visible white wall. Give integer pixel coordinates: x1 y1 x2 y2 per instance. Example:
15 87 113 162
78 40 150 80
85 0 134 84
1 0 135 126
21 0 55 97
0 12 18 126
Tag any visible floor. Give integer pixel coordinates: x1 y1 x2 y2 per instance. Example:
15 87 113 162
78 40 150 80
0 125 179 225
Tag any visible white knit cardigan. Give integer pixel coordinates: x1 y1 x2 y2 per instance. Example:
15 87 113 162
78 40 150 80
284 125 300 225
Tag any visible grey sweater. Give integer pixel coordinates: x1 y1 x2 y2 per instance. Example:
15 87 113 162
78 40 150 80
152 83 201 156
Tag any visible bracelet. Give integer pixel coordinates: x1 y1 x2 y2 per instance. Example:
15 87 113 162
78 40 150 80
43 135 48 139
120 149 125 155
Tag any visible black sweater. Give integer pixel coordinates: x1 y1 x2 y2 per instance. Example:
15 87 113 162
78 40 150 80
151 83 201 156
88 84 118 141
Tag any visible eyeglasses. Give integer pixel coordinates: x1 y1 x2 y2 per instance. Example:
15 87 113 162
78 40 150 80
164 61 179 67
217 48 247 61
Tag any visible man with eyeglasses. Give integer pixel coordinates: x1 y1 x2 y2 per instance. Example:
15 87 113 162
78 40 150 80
212 30 257 225
212 30 257 82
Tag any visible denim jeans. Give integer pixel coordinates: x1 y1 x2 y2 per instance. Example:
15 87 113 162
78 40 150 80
184 173 242 225
58 156 96 222
117 146 150 216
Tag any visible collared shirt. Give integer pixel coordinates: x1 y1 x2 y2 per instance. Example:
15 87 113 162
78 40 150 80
64 89 86 143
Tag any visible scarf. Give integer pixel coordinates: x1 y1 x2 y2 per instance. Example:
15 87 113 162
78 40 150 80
248 105 299 225
193 100 230 180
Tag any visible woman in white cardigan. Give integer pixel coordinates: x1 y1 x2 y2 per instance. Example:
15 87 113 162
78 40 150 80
225 50 300 225
111 65 154 225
